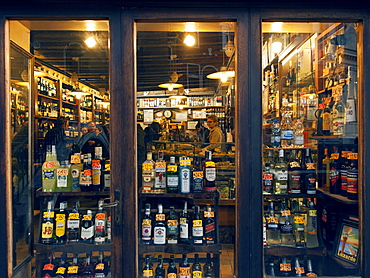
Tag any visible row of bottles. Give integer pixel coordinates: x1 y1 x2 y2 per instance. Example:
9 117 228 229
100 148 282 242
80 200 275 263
142 151 216 194
38 101 59 118
263 148 316 195
38 76 57 97
41 252 110 278
265 256 317 277
142 253 215 278
42 146 110 192
40 199 111 245
264 199 319 248
141 203 215 246
320 146 358 200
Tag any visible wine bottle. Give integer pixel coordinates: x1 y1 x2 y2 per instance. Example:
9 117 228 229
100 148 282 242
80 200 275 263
80 210 94 243
322 148 331 191
279 201 294 247
95 199 107 245
79 153 93 192
204 205 215 244
192 254 203 278
321 101 331 136
41 252 55 278
54 253 67 278
293 257 305 277
279 257 291 277
67 201 80 243
301 148 316 194
142 255 154 278
141 203 152 244
80 252 94 277
204 151 216 192
66 254 80 278
204 253 215 278
55 201 68 244
305 258 317 277
155 255 165 278
179 202 190 244
167 255 177 278
306 201 319 248
192 156 204 193
292 200 305 248
92 146 103 191
166 156 179 193
266 201 280 246
167 206 179 244
288 150 302 194
154 151 166 193
41 201 55 244
179 253 191 278
153 204 166 245
347 151 358 200
192 205 204 245
263 163 274 194
95 252 108 278
142 152 155 192
329 147 341 194
275 149 288 194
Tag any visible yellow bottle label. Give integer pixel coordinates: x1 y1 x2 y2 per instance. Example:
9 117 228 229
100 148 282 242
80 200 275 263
143 269 153 277
168 274 177 278
167 219 178 226
179 267 191 276
205 161 215 167
192 270 203 277
41 222 53 238
55 267 66 274
82 214 93 221
193 220 202 227
43 211 54 218
69 213 79 220
322 112 331 130
67 265 79 274
55 214 66 237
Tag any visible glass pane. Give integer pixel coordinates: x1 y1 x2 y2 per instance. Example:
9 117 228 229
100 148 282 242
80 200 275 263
10 19 111 276
262 22 360 277
10 43 32 268
136 21 236 277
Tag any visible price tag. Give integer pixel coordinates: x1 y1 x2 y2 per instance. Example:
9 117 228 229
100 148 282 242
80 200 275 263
294 215 305 224
70 155 81 164
193 220 202 227
342 151 351 158
295 266 305 275
43 264 54 271
92 160 101 169
57 168 69 176
347 153 358 160
67 265 79 274
167 165 178 172
204 211 214 218
156 214 165 221
55 214 66 221
268 216 278 224
82 214 93 221
43 211 54 218
142 219 151 225
205 161 215 167
281 210 291 216
263 173 273 180
193 171 203 178
280 263 291 272
95 263 105 270
95 212 106 220
68 213 79 220
330 153 340 160
167 219 178 226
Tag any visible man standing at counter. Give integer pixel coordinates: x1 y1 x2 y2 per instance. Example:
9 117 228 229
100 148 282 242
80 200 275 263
201 114 224 152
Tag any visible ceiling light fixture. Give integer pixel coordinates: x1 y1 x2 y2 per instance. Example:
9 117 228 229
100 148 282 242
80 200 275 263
158 71 183 92
207 66 235 83
85 36 97 48
184 34 196 46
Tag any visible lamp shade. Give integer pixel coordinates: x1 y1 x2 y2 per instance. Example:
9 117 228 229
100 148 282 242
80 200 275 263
206 66 235 83
158 82 183 92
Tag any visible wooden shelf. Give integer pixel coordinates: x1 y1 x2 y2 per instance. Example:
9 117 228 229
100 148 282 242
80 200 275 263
37 94 58 101
317 189 358 205
139 192 219 199
36 190 110 198
139 243 222 254
34 242 111 254
264 245 326 257
263 192 322 199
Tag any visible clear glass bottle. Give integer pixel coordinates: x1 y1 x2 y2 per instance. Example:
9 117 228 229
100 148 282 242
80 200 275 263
95 199 107 245
142 152 155 192
279 201 295 247
266 201 280 246
306 201 319 248
331 95 346 136
154 151 166 193
275 149 288 194
166 156 179 193
153 204 166 245
271 119 281 148
280 104 294 147
293 119 304 146
141 203 152 244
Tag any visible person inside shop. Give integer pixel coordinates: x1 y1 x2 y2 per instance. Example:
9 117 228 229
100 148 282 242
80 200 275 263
195 120 210 143
197 114 224 153
44 116 73 162
144 121 162 150
74 121 110 159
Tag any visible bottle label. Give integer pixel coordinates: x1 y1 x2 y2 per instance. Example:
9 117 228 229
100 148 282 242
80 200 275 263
55 267 66 274
95 219 106 232
347 171 358 193
341 169 348 191
57 168 68 187
180 221 189 239
192 271 203 277
322 112 331 130
193 171 204 192
43 170 55 180
55 214 66 237
168 274 177 278
289 171 301 193
142 221 152 239
153 227 166 244
281 130 293 140
280 263 291 272
67 265 79 274
205 222 215 234
81 226 94 239
41 222 53 238
267 217 278 230
271 135 281 144
167 219 179 235
179 267 191 278
143 270 153 277
294 136 304 145
277 170 288 181
180 168 191 193
280 220 293 234
167 176 179 188
71 168 80 190
43 263 54 271
205 168 216 182
80 169 92 185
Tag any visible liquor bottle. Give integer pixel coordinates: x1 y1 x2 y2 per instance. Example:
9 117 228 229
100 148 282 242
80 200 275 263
265 261 276 276
271 119 281 148
292 200 305 248
142 152 155 192
41 201 55 244
347 151 358 200
153 204 166 245
329 147 341 194
321 148 331 191
167 255 177 278
204 151 216 192
275 149 288 194
345 66 358 136
107 215 111 243
92 146 103 191
54 253 67 278
80 210 94 243
279 257 291 277
321 102 331 136
263 215 267 246
41 252 55 277
166 156 179 193
288 150 302 194
293 119 305 146
155 255 165 278
80 252 94 278
179 253 191 278
293 257 305 277
102 159 111 191
142 255 154 278
306 201 319 248
70 154 83 192
192 254 203 278
192 156 204 193
305 258 317 277
79 153 93 192
179 201 190 244
266 201 280 246
55 201 68 244
204 253 215 278
179 157 191 194
167 206 179 244
67 201 80 243
279 201 294 247
280 105 294 147
141 203 152 244
340 149 350 196
192 205 204 245
42 145 59 192
331 95 346 136
301 148 316 194
154 151 166 193
95 199 107 244
66 254 79 278
204 205 215 244
55 160 72 192
95 252 108 278
262 163 274 194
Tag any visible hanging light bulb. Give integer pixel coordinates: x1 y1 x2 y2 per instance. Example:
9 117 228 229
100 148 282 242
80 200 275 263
184 34 196 46
85 36 97 48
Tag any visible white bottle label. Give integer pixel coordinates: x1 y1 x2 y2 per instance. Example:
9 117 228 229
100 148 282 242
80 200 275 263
180 168 191 193
180 222 189 239
281 130 293 140
154 227 166 244
205 168 216 182
277 170 288 181
57 168 68 187
81 226 94 239
167 176 179 187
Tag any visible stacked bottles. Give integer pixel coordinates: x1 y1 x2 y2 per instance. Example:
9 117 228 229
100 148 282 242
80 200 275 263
41 252 111 278
40 199 111 245
141 151 217 194
264 256 318 277
141 203 216 246
264 200 319 248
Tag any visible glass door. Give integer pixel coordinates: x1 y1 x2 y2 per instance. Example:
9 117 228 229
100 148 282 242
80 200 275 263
9 19 113 277
262 21 360 277
136 21 236 278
